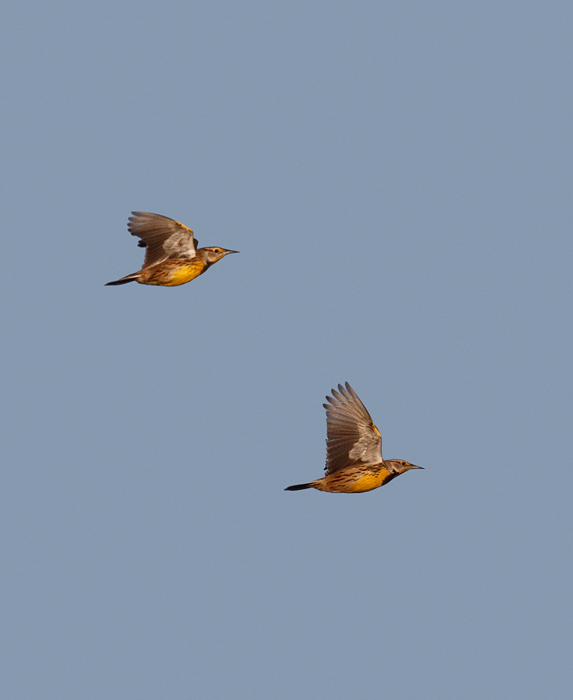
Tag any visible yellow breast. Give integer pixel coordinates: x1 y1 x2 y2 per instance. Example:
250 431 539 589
316 466 395 493
144 259 207 286
344 468 394 493
166 261 206 286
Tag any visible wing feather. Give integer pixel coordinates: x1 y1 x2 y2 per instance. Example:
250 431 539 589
128 212 198 268
323 382 383 475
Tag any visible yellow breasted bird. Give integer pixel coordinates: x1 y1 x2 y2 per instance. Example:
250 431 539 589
106 211 238 286
286 382 423 493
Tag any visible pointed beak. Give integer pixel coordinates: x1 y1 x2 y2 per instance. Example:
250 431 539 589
410 464 424 470
224 250 239 255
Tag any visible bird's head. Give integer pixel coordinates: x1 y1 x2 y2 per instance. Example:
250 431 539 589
201 247 239 264
387 460 424 475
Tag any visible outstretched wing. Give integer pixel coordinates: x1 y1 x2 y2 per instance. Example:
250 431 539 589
323 382 383 475
128 212 199 268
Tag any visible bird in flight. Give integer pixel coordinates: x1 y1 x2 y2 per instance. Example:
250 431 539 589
106 211 238 287
285 382 423 493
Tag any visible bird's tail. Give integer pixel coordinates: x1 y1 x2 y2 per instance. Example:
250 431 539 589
105 273 139 286
285 482 313 491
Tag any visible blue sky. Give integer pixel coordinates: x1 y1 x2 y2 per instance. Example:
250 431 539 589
2 1 572 698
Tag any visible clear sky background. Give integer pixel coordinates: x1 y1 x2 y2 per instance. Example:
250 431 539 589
1 1 572 698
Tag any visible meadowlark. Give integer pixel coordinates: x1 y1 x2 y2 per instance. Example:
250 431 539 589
285 382 423 493
106 211 238 286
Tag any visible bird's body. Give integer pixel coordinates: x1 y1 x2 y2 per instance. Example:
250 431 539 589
295 463 402 493
106 212 238 287
285 382 422 494
108 254 220 287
